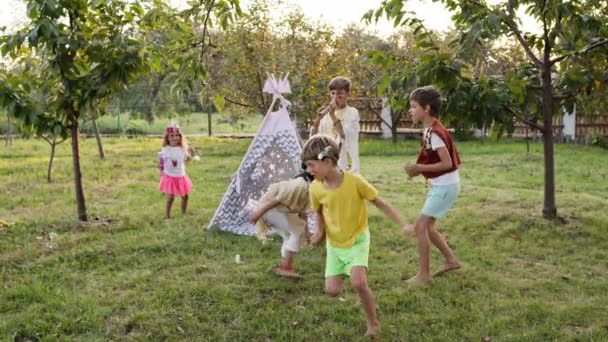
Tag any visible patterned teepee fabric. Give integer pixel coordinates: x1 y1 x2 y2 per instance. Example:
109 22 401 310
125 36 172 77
208 75 304 236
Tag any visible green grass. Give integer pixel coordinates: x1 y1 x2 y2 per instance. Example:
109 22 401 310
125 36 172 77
1 137 607 341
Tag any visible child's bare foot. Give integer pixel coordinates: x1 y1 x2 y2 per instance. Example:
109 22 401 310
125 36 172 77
364 322 380 340
401 224 415 239
406 275 431 287
434 262 461 277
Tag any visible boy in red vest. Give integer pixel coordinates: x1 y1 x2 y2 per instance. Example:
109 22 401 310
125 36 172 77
403 85 461 286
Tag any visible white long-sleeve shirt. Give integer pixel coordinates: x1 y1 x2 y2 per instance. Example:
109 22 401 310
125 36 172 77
315 105 360 174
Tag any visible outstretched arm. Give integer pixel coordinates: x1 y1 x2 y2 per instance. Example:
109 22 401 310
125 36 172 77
371 197 406 227
185 146 200 163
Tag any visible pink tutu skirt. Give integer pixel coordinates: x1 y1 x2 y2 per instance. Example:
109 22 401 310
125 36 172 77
159 174 192 196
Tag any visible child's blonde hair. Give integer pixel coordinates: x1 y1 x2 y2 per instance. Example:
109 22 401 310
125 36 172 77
162 122 189 151
302 135 340 164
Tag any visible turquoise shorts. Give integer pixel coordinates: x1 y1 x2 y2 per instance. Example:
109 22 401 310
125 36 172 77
325 229 370 278
421 183 460 220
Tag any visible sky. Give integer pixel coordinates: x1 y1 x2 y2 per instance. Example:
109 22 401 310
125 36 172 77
0 0 539 37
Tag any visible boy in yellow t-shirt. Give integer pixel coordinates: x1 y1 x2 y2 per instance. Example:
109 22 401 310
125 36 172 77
303 135 407 340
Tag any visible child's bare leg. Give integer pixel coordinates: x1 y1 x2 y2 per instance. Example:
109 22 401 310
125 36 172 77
181 194 189 214
350 266 379 339
410 215 432 283
275 229 302 278
165 194 175 219
325 275 344 297
281 231 301 269
428 221 460 274
281 251 296 269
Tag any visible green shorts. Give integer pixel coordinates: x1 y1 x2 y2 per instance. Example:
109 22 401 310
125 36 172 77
325 229 370 278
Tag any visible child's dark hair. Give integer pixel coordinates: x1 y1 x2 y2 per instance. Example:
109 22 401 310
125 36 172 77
328 76 351 92
296 163 314 182
302 135 340 164
410 85 442 117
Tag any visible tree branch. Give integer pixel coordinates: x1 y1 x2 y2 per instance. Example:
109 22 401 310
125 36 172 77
503 105 544 132
549 4 563 49
367 103 392 128
198 0 216 63
223 96 252 108
552 90 578 101
505 0 542 66
550 38 608 65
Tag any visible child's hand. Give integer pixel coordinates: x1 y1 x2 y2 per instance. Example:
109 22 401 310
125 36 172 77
316 105 329 117
309 231 325 247
404 163 420 178
328 100 338 112
401 223 416 239
248 211 260 224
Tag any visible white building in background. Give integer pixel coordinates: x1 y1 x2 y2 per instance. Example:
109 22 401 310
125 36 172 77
562 104 576 141
380 98 392 139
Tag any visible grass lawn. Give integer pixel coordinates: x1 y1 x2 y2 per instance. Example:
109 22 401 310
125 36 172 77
1 137 607 341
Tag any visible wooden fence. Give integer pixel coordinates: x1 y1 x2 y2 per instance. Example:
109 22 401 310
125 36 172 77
305 97 608 141
305 97 420 134
512 114 608 140
574 114 608 138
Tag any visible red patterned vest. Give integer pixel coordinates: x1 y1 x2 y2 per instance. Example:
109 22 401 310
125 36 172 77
416 120 461 179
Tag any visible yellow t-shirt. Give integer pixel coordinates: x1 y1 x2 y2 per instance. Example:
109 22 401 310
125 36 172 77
309 171 378 248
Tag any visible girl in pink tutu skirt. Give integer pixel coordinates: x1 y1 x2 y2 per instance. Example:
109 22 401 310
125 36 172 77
158 121 198 219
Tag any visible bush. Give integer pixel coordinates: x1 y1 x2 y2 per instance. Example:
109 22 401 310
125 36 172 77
80 114 125 135
0 115 10 135
124 119 149 135
589 133 608 149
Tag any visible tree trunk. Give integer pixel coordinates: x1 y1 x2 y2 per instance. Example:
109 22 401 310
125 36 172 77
47 142 56 183
525 126 530 154
92 118 105 160
207 111 213 136
5 114 12 146
540 64 557 219
391 110 401 144
391 123 398 144
145 74 166 123
70 117 88 221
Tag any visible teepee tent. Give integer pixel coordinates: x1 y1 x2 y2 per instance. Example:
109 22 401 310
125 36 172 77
207 74 303 236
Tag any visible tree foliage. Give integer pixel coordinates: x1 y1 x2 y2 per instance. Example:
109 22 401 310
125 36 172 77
0 0 189 220
366 0 608 218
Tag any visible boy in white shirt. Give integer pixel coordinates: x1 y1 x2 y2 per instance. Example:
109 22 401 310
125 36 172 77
310 76 361 174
